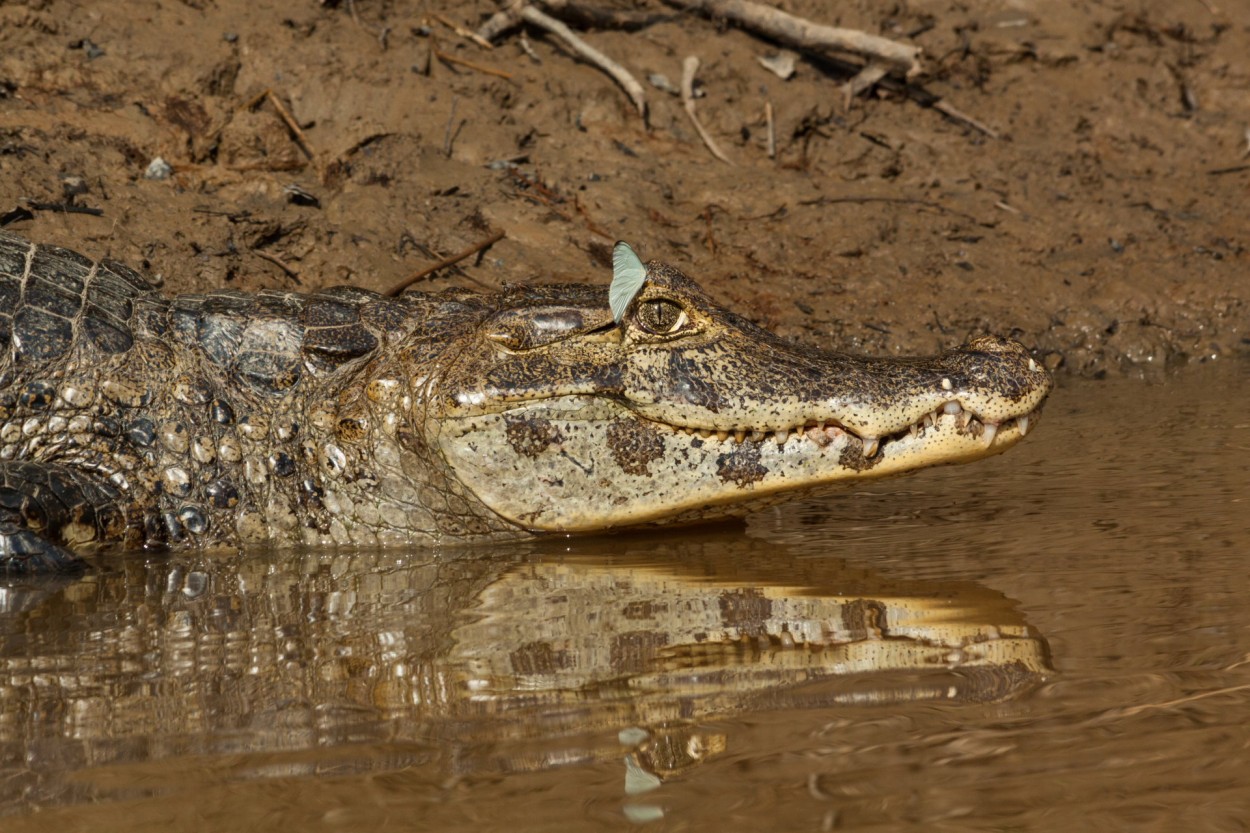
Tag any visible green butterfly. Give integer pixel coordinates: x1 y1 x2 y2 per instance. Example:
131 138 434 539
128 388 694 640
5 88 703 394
610 241 648 324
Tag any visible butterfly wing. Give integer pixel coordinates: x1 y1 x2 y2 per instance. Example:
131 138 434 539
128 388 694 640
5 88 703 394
609 241 648 324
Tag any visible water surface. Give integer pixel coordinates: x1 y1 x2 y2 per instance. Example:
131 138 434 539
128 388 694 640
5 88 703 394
2 362 1247 830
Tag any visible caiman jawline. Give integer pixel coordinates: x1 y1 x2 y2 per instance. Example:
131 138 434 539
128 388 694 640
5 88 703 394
640 399 1038 459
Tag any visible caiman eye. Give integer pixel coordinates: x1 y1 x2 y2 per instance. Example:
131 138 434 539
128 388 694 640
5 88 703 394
635 299 691 336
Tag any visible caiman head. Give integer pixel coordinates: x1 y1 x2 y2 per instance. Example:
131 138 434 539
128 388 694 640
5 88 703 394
428 243 1051 534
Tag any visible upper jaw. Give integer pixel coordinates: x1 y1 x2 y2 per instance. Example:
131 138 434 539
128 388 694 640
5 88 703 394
627 335 1053 451
657 399 1042 460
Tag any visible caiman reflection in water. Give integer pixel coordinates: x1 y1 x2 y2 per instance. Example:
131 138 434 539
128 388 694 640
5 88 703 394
0 533 1050 814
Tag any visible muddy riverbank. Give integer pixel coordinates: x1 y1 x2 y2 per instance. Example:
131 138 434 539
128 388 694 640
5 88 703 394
1 0 1246 377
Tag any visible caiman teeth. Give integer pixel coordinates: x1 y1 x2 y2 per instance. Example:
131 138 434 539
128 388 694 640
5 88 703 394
982 422 998 445
664 405 1037 452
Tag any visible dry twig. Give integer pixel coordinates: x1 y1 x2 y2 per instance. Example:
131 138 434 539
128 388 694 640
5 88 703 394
433 12 495 49
434 50 515 80
443 96 462 158
477 0 526 42
660 0 922 77
241 89 316 162
764 99 776 159
681 56 732 164
478 0 670 40
511 5 647 119
386 230 506 295
841 60 890 108
1097 683 1250 722
931 99 999 139
253 250 302 283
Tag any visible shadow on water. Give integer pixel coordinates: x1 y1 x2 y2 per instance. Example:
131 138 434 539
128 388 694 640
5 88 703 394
0 530 1048 820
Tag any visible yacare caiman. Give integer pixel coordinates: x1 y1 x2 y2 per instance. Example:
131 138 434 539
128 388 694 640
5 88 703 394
0 232 1050 573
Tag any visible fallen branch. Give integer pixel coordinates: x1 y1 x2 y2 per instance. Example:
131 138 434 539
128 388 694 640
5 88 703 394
477 0 672 40
518 6 647 119
529 0 673 31
477 4 525 43
681 56 732 164
385 230 506 295
659 0 922 77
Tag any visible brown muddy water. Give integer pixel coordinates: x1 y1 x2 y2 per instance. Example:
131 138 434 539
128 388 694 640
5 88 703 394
1 362 1247 831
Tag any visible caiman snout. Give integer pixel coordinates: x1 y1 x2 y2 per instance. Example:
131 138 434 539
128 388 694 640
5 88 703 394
930 334 1051 429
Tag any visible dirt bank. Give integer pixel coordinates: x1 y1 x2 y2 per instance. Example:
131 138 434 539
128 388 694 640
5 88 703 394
1 0 1247 377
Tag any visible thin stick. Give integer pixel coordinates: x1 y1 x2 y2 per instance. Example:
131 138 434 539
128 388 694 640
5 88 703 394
660 0 922 77
434 50 515 80
476 1 525 42
443 96 460 158
764 99 776 159
433 12 495 49
509 168 563 203
681 56 732 164
241 89 269 111
574 198 614 240
518 30 541 62
264 90 316 160
253 250 302 283
25 201 105 216
520 6 647 119
797 194 985 225
237 89 316 160
385 230 506 295
841 60 889 108
1100 683 1250 721
931 99 999 139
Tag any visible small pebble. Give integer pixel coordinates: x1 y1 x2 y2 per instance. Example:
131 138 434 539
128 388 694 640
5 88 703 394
144 157 172 180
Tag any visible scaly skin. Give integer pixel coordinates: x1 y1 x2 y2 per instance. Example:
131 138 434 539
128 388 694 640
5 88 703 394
0 231 1051 572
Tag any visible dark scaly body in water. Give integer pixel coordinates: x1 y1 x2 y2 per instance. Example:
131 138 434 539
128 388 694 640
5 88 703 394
0 231 1051 573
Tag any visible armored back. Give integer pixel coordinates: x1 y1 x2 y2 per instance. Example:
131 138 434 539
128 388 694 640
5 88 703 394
0 231 158 372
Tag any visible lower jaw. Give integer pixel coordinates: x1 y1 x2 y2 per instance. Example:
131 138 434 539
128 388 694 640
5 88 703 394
498 414 1034 534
